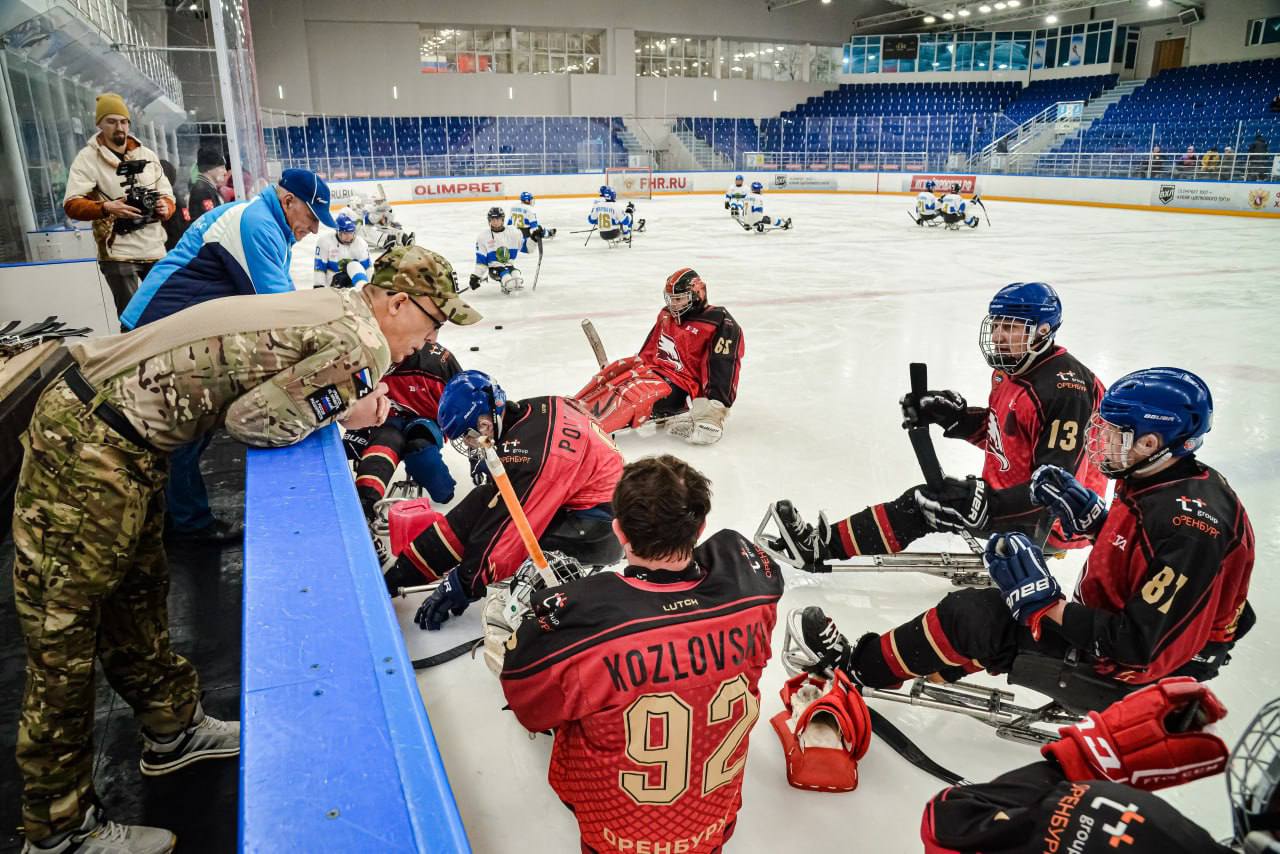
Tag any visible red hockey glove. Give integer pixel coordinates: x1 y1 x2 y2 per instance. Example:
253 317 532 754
1042 677 1228 791
770 670 871 793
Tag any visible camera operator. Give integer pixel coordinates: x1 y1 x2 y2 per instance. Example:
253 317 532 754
62 92 175 317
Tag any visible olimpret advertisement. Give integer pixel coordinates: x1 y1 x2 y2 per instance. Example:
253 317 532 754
907 174 978 193
1151 182 1280 212
413 180 505 198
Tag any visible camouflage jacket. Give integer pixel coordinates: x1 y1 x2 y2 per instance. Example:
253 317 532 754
69 287 392 452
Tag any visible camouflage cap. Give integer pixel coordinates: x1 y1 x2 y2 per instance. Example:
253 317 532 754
369 245 481 325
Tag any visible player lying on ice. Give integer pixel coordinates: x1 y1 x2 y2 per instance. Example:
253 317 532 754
469 206 530 294
781 366 1254 705
380 369 625 628
736 181 791 232
767 282 1104 562
922 678 1276 854
574 268 743 445
492 454 784 854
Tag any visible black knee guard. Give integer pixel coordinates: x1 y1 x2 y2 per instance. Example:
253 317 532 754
826 485 931 558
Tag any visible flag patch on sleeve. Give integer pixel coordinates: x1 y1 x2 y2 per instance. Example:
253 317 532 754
307 385 346 422
352 367 375 399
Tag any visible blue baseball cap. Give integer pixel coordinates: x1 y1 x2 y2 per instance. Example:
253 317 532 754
278 168 337 228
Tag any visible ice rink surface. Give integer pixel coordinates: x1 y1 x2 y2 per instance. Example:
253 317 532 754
294 192 1280 852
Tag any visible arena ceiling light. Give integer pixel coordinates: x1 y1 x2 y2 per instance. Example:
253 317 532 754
923 13 937 21
1147 0 1162 6
994 1 1006 8
958 7 971 16
978 4 992 11
1045 13 1058 22
1006 0 1020 5
942 10 955 19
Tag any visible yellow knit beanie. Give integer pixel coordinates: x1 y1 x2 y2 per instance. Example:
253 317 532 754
95 92 129 125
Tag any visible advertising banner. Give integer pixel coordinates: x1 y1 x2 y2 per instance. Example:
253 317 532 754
906 174 977 193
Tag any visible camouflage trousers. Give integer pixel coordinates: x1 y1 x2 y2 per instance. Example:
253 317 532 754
11 379 200 842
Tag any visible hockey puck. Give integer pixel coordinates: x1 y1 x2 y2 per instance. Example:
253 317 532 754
495 325 504 330
469 346 480 352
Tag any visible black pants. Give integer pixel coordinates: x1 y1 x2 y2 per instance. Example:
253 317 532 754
100 260 156 318
651 384 688 419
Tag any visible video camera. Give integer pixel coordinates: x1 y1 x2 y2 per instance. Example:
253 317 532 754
112 159 161 235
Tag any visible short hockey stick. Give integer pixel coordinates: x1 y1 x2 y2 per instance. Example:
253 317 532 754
581 319 607 368
907 363 983 556
972 196 991 227
868 707 969 785
531 235 544 291
583 226 597 247
412 637 483 670
482 441 556 588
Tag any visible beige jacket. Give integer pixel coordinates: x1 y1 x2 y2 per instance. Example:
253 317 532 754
63 133 174 262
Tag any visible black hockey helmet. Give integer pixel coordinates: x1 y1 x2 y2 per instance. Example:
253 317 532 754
664 268 707 321
487 206 505 223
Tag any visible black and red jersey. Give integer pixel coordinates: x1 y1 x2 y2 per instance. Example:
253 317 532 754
949 346 1106 547
501 531 784 854
383 343 462 420
637 305 743 407
402 396 623 595
1058 457 1254 684
922 760 1229 854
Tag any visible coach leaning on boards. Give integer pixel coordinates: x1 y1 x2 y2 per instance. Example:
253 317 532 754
62 92 176 318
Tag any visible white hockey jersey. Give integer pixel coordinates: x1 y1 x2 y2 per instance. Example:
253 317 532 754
916 192 939 216
473 225 529 278
507 202 541 231
725 182 748 212
587 200 631 235
313 229 371 287
742 192 770 226
940 193 968 216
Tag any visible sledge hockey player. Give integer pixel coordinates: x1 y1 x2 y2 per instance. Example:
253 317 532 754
922 678 1273 853
939 182 980 230
725 173 748 216
313 211 371 288
508 191 555 240
355 193 409 247
786 367 1254 702
496 455 784 854
469 206 529 294
914 180 941 227
381 370 625 629
574 268 743 445
587 186 634 246
766 282 1104 568
738 181 791 232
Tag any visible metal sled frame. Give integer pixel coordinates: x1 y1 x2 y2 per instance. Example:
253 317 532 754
370 480 428 539
861 679 1080 746
753 504 993 588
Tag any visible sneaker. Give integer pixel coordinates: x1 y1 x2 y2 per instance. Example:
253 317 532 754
781 607 854 678
139 706 239 776
21 805 175 854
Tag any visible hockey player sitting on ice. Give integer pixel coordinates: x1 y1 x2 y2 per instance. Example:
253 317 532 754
355 193 409 247
508 191 555 240
469 206 529 294
922 678 1276 853
574 268 743 445
939 182 980 230
587 186 633 246
914 180 942 227
785 367 1254 705
313 211 371 288
725 173 748 216
738 181 792 232
381 369 625 628
496 454 783 854
767 282 1104 566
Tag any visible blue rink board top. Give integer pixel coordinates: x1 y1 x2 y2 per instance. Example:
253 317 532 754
242 427 469 853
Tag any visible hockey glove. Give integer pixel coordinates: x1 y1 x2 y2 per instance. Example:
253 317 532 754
983 533 1062 634
1043 677 1228 792
914 475 990 534
415 569 472 631
724 200 730 210
1030 465 1106 538
469 454 490 486
468 274 482 290
899 389 966 431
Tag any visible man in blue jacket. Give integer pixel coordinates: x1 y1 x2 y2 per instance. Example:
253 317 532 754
121 168 337 543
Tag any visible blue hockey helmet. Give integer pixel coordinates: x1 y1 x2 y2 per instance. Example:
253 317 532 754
925 180 936 190
751 181 763 193
438 370 508 454
978 282 1063 375
734 174 744 184
335 212 357 233
602 187 617 202
1087 367 1213 477
520 191 533 204
599 184 610 197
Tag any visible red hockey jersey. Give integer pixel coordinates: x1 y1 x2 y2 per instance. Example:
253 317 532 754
382 342 462 420
402 396 623 594
1061 457 1254 684
951 346 1105 547
502 531 784 853
637 305 744 406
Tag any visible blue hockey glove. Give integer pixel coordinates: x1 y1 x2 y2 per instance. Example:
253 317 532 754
415 569 471 631
984 533 1063 632
1030 465 1106 538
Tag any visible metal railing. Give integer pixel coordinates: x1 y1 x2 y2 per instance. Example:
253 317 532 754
995 150 1280 181
67 0 184 105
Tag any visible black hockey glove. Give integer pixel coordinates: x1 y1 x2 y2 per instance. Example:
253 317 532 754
900 389 966 431
415 569 471 631
530 226 545 241
1030 465 1106 538
914 475 990 534
625 201 635 215
724 200 730 210
468 274 482 290
469 454 490 486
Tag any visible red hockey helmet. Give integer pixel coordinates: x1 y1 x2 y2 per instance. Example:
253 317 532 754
664 268 707 320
